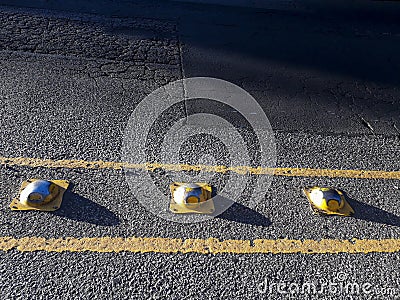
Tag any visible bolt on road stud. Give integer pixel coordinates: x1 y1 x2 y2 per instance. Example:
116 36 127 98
10 179 69 211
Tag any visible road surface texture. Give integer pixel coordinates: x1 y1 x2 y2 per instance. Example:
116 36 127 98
0 1 399 299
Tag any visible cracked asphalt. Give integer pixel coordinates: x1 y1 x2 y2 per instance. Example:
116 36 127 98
0 1 399 299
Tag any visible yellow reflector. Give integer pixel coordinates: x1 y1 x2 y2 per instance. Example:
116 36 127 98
303 186 354 216
10 179 69 211
170 182 214 214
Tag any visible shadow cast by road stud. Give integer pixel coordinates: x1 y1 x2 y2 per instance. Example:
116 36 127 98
54 190 120 226
209 185 271 226
347 196 400 227
217 202 271 227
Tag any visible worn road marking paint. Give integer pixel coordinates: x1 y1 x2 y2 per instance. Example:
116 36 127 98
1 156 399 179
0 237 399 254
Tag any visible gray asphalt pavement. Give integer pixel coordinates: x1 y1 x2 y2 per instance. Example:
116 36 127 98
0 1 399 299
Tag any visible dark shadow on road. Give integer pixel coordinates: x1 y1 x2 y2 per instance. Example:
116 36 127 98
217 202 271 226
3 0 400 86
1 0 399 134
54 190 120 226
346 196 400 227
210 186 271 226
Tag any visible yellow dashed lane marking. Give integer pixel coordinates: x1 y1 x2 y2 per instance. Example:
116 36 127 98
0 237 399 254
1 156 399 179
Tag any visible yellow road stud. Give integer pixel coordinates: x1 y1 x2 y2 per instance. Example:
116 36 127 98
10 179 69 211
303 186 354 216
169 182 214 214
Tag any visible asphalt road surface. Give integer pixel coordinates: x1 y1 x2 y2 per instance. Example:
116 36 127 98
0 1 399 299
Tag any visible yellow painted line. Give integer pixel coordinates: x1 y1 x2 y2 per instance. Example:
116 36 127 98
1 156 399 179
0 237 399 254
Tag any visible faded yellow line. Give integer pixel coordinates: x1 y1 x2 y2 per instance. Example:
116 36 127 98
0 156 399 179
0 237 399 254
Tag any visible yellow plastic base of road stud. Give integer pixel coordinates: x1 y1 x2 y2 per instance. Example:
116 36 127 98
303 186 354 216
170 182 215 214
10 179 69 211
